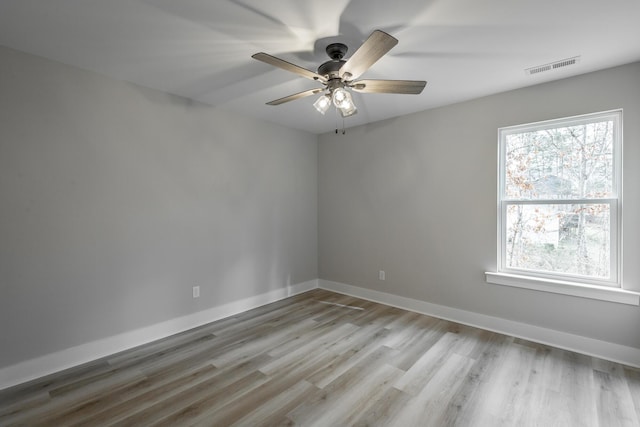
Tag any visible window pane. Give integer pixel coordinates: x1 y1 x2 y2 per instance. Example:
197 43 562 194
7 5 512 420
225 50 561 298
504 120 614 200
505 203 610 279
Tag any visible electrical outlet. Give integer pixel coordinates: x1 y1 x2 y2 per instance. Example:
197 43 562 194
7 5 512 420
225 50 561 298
192 286 200 298
379 270 385 281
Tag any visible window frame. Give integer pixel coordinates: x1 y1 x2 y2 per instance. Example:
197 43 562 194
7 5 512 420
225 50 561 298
496 110 623 289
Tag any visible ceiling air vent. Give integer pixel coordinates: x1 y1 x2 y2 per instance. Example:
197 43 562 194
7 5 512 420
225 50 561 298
525 56 581 76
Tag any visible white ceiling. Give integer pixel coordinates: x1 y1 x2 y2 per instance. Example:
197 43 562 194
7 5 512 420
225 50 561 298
1 0 639 134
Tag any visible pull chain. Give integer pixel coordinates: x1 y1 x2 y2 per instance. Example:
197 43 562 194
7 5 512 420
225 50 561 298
334 108 346 135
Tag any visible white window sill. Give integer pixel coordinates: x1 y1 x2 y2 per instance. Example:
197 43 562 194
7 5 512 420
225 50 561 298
485 272 640 306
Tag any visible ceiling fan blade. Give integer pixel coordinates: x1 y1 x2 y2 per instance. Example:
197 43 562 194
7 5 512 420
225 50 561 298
266 88 325 106
252 53 327 83
351 79 427 94
339 30 398 80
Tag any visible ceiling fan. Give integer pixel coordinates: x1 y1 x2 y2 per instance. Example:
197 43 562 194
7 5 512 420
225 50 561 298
251 30 426 118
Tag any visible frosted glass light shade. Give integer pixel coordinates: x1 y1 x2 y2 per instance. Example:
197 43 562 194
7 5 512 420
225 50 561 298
332 88 349 108
339 103 357 117
313 95 331 114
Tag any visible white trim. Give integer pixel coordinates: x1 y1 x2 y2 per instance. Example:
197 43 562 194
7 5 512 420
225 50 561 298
497 109 623 287
0 279 318 391
318 279 640 369
4 277 639 391
485 272 639 305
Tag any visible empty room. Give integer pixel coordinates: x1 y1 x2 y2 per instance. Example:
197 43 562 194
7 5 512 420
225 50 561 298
1 1 640 425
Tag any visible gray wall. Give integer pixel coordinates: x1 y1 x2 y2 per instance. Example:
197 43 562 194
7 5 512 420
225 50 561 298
319 62 640 349
2 41 638 373
0 46 318 369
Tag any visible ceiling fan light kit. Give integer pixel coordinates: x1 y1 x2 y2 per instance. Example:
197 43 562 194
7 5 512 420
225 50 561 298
252 29 426 124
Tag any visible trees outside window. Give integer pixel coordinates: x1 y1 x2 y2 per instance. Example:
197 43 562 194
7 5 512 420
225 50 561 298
498 110 622 286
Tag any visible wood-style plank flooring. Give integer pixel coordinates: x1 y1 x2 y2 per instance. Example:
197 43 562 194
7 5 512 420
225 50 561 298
1 289 639 426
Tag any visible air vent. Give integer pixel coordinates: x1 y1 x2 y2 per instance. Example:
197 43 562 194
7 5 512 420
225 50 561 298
525 56 581 76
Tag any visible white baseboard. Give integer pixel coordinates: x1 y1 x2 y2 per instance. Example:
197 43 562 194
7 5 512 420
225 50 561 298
0 279 318 391
4 278 638 391
319 279 640 369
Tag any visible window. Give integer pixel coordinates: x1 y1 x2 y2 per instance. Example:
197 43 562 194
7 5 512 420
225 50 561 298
496 110 622 288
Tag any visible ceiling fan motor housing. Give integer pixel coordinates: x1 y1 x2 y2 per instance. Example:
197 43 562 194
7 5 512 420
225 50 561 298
317 42 349 79
317 59 346 79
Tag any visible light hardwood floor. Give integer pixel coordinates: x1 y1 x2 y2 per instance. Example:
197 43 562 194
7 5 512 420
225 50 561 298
1 289 639 426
